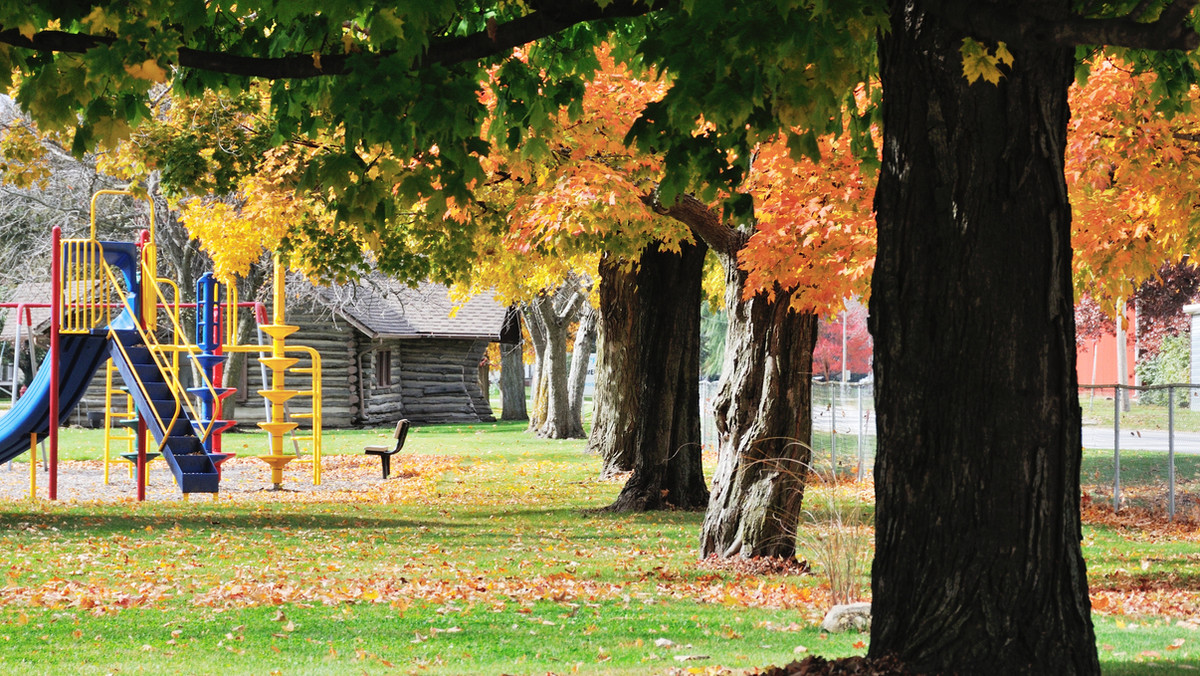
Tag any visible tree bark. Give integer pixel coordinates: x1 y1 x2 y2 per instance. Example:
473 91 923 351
522 301 549 432
567 301 596 433
600 239 709 512
587 254 640 475
654 198 821 560
525 284 586 439
499 339 528 421
699 249 818 559
868 2 1099 673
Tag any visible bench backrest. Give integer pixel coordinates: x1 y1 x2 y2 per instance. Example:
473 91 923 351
394 419 410 450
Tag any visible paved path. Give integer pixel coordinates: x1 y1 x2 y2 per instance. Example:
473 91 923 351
811 408 1200 455
1082 427 1200 453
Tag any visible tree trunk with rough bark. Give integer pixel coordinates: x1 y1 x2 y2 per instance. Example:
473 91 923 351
602 239 709 512
522 301 549 432
567 302 596 435
525 284 586 439
499 339 528 421
699 247 817 559
652 196 821 561
868 3 1099 673
587 253 640 475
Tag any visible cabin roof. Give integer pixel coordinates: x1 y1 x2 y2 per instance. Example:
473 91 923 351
305 276 513 341
0 281 52 344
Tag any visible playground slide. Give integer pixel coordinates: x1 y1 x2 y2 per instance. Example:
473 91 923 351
0 331 112 464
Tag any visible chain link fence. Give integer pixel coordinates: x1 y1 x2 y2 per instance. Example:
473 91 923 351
699 381 1200 518
700 380 876 481
1081 383 1200 520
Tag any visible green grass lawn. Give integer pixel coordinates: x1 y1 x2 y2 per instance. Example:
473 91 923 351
0 422 1193 674
1082 395 1200 433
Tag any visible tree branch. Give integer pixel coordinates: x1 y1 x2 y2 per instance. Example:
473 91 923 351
640 189 742 258
0 0 660 80
927 0 1200 51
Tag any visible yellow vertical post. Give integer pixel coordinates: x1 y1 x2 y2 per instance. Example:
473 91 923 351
103 361 112 485
271 259 285 466
226 283 239 347
256 256 299 489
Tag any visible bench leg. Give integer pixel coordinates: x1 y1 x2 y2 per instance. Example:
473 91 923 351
380 454 391 480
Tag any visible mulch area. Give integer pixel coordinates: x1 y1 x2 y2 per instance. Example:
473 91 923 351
751 655 917 675
0 453 440 503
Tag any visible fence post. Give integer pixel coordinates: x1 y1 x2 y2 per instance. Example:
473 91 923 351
830 386 837 480
857 384 865 482
1169 386 1176 521
1113 388 1121 512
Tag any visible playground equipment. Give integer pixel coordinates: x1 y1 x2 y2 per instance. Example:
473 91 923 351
0 191 323 499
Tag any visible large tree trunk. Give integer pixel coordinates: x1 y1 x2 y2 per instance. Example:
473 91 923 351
868 3 1098 673
499 339 528 421
700 251 817 559
652 195 820 559
588 253 640 475
602 239 709 512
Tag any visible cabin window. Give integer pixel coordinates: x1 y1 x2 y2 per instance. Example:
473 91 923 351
376 349 392 387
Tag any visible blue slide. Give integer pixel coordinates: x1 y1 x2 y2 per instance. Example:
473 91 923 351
0 331 112 464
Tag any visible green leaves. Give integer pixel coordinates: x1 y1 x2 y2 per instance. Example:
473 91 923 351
627 1 883 214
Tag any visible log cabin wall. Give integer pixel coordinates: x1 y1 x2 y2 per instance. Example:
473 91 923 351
388 338 494 424
224 308 359 428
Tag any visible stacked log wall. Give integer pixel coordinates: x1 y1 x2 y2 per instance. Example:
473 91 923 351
224 309 359 429
361 337 496 425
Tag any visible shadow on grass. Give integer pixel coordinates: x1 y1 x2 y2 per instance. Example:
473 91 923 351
0 509 470 534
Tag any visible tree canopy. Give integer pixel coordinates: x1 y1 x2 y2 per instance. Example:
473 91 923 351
0 1 886 281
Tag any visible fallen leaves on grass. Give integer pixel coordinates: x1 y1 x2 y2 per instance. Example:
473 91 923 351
750 653 915 675
697 556 811 577
1081 500 1200 540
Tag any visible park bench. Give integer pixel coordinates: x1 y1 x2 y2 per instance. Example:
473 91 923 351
364 419 409 479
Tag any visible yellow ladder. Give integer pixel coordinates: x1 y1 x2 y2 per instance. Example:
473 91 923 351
102 359 137 483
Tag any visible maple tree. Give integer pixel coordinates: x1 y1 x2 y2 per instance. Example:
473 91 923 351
456 48 878 527
463 48 709 501
813 301 873 382
1068 56 1200 315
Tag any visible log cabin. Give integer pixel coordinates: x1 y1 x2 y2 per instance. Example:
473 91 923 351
225 276 518 428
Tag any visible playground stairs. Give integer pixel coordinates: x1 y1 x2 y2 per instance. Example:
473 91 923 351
107 329 220 493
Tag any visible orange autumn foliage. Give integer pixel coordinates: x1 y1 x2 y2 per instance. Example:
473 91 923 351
1068 57 1200 312
467 46 878 314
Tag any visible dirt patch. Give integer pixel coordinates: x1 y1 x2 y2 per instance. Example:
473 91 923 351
0 453 460 504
